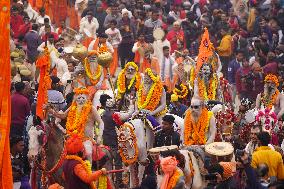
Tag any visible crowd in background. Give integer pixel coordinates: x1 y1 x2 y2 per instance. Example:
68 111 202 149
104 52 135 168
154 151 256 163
9 0 284 188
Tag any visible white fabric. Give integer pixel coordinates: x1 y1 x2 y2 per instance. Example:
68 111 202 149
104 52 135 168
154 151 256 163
24 4 39 20
37 41 59 68
153 39 171 65
105 28 122 48
39 25 55 36
36 15 51 25
13 182 21 189
79 17 99 38
160 56 177 78
55 58 68 81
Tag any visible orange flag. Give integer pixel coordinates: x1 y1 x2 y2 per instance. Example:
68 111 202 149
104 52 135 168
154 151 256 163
36 48 51 120
195 28 214 75
0 1 13 188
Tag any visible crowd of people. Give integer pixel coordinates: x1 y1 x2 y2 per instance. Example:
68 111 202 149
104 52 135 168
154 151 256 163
8 0 284 189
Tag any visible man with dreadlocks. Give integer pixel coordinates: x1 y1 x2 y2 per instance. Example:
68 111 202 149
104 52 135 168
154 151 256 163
256 74 284 119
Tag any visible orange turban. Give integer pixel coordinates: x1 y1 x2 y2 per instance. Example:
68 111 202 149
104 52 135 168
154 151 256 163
219 162 236 180
66 135 84 155
160 156 178 189
48 183 63 189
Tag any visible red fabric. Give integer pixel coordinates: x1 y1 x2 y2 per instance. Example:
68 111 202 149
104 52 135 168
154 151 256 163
10 14 24 38
235 67 251 93
41 32 59 42
17 23 32 38
166 29 185 54
263 62 278 76
11 92 31 126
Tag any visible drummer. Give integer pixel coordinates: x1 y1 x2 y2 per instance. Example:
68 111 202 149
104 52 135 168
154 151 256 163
154 115 180 147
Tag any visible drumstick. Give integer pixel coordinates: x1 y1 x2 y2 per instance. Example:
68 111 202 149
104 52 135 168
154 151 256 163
106 169 126 174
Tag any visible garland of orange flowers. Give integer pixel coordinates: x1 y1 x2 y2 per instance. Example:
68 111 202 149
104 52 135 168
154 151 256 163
137 69 163 111
264 74 279 87
65 155 96 189
261 89 279 109
118 123 139 165
84 57 102 86
173 84 189 99
117 62 141 99
166 168 183 189
198 74 217 101
184 108 213 145
66 100 93 137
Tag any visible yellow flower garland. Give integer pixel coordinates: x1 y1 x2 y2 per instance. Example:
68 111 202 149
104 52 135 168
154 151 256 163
84 57 102 86
167 168 183 189
137 73 163 111
65 155 96 189
117 62 141 99
198 74 217 101
261 89 279 109
184 109 213 145
98 175 108 189
118 123 139 166
173 84 189 99
66 100 93 137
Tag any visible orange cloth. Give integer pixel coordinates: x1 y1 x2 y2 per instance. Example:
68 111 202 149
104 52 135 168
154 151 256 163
151 57 160 74
74 164 102 184
52 0 68 27
82 37 94 48
140 59 151 73
0 1 13 188
219 162 236 180
160 157 178 189
66 135 84 154
195 28 213 75
68 5 79 30
36 50 51 120
109 47 118 76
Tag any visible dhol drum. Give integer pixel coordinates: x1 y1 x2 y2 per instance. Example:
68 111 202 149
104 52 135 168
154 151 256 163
205 142 234 164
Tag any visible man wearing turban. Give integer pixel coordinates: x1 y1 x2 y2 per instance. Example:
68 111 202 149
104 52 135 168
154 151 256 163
62 135 107 189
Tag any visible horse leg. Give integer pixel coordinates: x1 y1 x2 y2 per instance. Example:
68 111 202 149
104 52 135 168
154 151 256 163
145 128 155 150
138 164 145 185
129 164 139 188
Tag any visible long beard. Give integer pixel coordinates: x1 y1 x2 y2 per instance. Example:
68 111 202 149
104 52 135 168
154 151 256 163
264 86 276 96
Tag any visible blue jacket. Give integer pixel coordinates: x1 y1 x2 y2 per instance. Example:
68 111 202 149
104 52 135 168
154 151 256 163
228 59 241 84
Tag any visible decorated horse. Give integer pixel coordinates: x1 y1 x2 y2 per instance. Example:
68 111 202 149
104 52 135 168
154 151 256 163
116 113 184 188
148 145 206 189
28 113 111 188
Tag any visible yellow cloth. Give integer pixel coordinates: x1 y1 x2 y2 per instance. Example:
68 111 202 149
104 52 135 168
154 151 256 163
217 35 232 57
251 146 284 180
247 8 256 32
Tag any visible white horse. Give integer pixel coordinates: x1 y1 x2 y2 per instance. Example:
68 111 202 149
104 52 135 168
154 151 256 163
155 148 206 189
116 113 183 188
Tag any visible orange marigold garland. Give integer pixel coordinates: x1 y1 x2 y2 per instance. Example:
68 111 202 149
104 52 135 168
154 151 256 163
166 168 184 189
197 74 217 101
84 57 102 86
261 89 279 109
137 68 163 111
184 108 213 145
117 62 141 99
118 123 139 165
262 74 280 109
66 100 93 137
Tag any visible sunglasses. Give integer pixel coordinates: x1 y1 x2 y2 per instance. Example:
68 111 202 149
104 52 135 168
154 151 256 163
190 105 201 109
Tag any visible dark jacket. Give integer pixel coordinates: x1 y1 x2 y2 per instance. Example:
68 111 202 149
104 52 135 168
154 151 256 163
154 130 180 147
102 110 118 147
228 59 241 84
